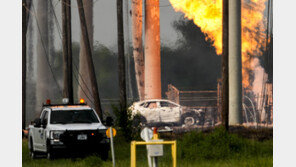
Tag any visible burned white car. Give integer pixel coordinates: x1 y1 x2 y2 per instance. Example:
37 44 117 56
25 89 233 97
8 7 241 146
129 99 205 126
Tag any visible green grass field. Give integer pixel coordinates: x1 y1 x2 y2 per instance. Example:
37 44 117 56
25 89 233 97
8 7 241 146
22 128 273 167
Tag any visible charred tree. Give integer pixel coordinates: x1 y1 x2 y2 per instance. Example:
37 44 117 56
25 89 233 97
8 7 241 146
77 0 103 118
62 0 73 104
117 0 127 112
131 0 145 101
78 0 94 107
222 0 229 130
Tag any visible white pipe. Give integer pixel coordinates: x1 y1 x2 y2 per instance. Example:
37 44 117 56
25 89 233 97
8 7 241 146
229 0 243 125
110 127 115 167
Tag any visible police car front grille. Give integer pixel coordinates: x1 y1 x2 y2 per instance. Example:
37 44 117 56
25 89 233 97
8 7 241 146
60 130 104 145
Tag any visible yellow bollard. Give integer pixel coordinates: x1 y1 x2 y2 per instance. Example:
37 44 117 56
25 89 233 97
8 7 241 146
172 141 177 167
131 141 136 167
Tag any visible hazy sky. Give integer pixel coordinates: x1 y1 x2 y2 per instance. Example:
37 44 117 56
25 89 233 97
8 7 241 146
52 0 183 49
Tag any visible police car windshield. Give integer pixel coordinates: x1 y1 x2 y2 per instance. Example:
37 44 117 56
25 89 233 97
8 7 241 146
50 109 100 124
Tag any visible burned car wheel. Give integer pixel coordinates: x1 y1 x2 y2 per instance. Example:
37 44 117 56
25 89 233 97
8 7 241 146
181 113 198 126
132 114 147 126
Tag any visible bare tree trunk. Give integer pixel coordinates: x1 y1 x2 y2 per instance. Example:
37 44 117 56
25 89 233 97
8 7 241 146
66 0 73 104
77 0 103 118
144 0 161 100
78 0 94 107
131 0 145 101
117 0 127 111
62 0 74 104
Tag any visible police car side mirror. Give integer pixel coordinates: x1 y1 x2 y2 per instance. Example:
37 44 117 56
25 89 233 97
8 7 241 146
34 118 41 128
42 119 47 128
106 116 114 126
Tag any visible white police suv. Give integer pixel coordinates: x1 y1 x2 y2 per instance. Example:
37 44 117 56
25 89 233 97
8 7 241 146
28 99 111 160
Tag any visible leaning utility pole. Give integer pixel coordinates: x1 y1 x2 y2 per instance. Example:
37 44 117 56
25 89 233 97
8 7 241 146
22 0 28 130
221 0 229 130
131 0 145 101
229 0 243 125
117 0 127 111
76 0 103 118
78 0 94 107
62 0 74 104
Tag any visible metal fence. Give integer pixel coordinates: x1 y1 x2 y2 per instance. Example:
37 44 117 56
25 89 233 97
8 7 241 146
166 82 273 126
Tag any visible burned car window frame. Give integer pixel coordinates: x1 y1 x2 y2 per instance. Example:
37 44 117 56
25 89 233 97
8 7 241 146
160 101 177 108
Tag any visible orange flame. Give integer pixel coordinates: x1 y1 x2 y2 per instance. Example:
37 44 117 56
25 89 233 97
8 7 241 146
169 0 267 88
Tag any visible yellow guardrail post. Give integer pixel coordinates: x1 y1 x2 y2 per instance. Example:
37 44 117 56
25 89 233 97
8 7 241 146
131 141 136 167
172 141 177 167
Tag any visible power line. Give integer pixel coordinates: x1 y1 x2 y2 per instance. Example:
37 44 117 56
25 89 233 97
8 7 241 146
49 0 96 101
45 2 97 105
31 2 63 97
72 67 96 106
53 0 60 8
49 0 98 107
59 0 100 9
49 1 63 40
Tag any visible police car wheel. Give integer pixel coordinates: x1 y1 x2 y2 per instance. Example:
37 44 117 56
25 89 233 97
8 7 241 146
46 141 55 160
29 139 36 159
97 144 109 161
46 152 53 160
100 151 108 161
46 149 56 160
30 151 36 159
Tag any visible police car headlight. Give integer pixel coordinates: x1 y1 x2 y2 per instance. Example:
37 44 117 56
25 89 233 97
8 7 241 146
50 131 64 140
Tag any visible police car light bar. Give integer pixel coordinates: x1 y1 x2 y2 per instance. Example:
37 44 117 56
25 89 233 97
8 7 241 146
62 98 69 104
42 98 87 107
79 98 85 104
46 99 51 105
